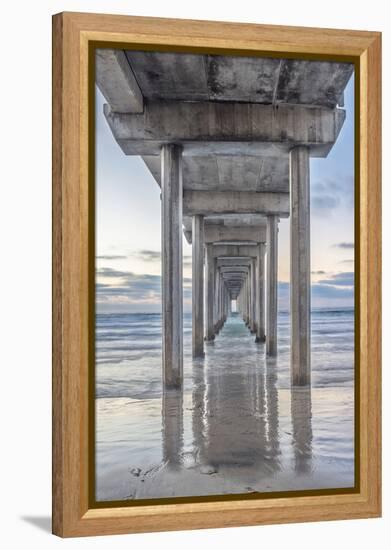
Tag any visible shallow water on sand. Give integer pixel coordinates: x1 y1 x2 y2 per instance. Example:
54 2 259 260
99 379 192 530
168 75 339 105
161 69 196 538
95 310 354 501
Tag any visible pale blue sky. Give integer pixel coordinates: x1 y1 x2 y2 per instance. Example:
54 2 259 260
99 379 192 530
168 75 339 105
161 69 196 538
96 62 354 313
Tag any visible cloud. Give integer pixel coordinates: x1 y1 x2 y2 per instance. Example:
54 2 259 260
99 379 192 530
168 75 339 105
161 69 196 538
333 242 354 250
97 267 131 278
132 250 192 266
96 268 160 304
339 259 354 264
96 254 128 260
135 250 161 262
96 268 192 309
311 270 326 275
277 277 354 310
317 272 354 287
311 176 354 215
311 195 339 211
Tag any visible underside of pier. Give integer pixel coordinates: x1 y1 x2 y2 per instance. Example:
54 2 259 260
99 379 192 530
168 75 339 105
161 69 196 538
96 49 353 388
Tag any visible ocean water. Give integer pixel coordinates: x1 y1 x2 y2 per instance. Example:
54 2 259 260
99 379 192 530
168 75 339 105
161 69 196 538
95 310 355 501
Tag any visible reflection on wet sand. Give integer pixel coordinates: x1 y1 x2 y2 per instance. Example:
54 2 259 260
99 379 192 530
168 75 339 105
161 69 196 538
291 387 313 474
96 313 354 501
162 389 184 470
190 353 283 479
158 315 316 496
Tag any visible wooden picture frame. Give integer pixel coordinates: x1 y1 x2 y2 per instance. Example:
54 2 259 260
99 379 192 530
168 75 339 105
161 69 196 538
52 11 381 537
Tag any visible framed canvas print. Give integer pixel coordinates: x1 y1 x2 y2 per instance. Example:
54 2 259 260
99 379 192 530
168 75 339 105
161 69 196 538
52 12 381 537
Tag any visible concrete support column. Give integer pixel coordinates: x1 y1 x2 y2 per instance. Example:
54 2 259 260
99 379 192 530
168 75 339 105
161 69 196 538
251 258 257 333
161 144 183 388
204 244 215 341
266 215 278 356
221 276 225 324
242 282 246 321
290 146 311 386
243 278 247 324
247 274 251 327
213 262 218 332
192 215 204 357
222 281 225 324
255 243 266 343
246 275 250 325
215 267 221 332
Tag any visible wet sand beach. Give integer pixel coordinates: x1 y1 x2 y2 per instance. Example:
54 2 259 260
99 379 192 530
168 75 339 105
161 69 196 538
96 311 354 501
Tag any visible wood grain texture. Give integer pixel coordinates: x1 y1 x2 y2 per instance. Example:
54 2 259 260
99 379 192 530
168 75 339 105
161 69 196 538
52 12 63 537
52 12 382 537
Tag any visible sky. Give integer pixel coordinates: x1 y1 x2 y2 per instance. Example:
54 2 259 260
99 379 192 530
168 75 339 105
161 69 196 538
95 61 355 313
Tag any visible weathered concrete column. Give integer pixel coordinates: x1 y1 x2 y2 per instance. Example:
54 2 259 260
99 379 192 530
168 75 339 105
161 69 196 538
223 281 228 321
218 271 223 329
243 277 248 324
161 144 183 388
290 146 311 386
192 215 205 357
266 215 278 356
247 273 251 328
212 261 218 331
255 243 266 343
204 244 215 341
251 258 257 333
215 267 221 332
246 275 250 326
221 276 225 324
241 283 246 321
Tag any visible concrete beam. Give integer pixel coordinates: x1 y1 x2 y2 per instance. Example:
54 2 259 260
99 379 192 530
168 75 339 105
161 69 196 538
124 52 353 109
212 244 260 258
217 258 251 267
204 225 266 244
190 214 268 228
222 275 246 281
96 49 143 113
104 100 346 156
220 266 249 273
143 154 289 193
183 191 289 217
183 217 267 244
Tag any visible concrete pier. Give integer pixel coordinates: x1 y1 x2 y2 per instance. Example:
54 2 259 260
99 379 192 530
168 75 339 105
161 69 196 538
97 50 353 390
192 214 205 357
161 144 183 388
266 216 278 356
255 243 266 343
290 147 311 386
